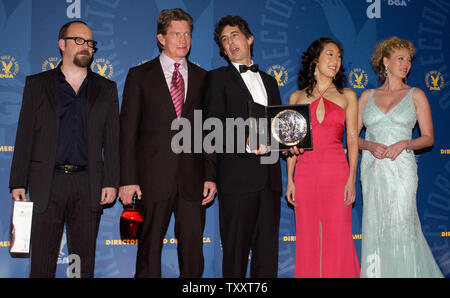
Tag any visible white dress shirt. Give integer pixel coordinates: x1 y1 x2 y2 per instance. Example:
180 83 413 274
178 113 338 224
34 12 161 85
159 52 188 102
231 61 268 106
232 61 269 152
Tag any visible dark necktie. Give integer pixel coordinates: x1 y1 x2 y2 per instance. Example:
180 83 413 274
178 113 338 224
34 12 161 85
170 63 185 118
239 64 259 73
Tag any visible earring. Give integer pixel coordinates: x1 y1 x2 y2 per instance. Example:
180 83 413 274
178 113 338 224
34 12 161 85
384 66 388 78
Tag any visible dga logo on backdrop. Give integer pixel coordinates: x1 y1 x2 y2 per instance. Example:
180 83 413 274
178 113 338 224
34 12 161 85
42 57 61 72
349 68 369 89
0 56 19 79
267 65 288 87
91 58 114 78
366 0 410 19
425 71 444 91
387 0 410 7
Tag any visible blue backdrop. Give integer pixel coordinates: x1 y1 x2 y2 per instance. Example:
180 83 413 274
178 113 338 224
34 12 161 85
0 0 449 278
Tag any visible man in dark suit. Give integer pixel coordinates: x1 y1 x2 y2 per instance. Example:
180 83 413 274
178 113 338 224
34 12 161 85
118 8 216 278
9 21 120 277
204 15 282 278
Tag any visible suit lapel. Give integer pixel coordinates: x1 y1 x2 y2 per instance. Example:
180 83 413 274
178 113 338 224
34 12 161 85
259 71 275 105
44 68 60 116
228 64 254 103
181 62 195 117
153 57 179 118
86 72 101 116
43 69 60 150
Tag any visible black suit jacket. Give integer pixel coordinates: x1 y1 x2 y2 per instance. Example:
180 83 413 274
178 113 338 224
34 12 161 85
9 67 120 213
204 64 282 195
119 57 215 202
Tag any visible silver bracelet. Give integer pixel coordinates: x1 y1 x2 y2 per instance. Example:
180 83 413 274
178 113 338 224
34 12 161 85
406 139 412 153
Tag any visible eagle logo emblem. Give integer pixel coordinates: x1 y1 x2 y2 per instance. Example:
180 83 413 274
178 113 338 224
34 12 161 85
425 71 444 91
349 68 368 89
42 57 62 72
91 58 114 79
0 56 19 79
267 65 288 87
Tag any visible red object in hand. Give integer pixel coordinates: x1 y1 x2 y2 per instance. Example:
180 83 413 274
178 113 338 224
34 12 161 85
120 194 144 240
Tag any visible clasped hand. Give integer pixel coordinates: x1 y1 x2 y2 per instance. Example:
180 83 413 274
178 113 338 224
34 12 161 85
370 140 408 161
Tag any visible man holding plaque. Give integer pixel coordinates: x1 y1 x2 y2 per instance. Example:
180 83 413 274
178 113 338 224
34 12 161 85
9 21 120 277
204 15 282 278
119 8 216 278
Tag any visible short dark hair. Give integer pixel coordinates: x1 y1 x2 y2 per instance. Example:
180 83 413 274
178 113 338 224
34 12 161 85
58 20 90 56
214 15 253 59
157 8 194 51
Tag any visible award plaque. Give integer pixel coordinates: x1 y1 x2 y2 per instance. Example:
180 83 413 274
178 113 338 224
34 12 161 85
271 109 308 146
248 102 313 151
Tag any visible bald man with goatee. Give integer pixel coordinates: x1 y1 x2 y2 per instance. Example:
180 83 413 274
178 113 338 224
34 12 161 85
9 20 120 277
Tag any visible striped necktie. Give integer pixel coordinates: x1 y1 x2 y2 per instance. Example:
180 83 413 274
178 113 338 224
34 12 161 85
170 63 185 118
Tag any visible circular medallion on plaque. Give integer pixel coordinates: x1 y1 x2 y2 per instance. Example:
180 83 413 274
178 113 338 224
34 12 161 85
271 109 307 146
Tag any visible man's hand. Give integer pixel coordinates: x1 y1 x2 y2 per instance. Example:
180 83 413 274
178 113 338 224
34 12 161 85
100 187 117 205
11 188 29 201
202 181 217 206
246 136 269 155
251 144 268 155
119 185 142 206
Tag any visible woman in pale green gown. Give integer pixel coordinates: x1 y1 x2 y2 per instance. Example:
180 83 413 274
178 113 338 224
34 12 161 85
357 37 443 278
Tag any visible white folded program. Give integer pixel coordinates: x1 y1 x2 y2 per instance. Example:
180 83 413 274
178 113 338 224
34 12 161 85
10 201 33 254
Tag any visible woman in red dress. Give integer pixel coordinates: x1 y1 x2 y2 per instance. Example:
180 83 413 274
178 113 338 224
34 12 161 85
285 37 360 277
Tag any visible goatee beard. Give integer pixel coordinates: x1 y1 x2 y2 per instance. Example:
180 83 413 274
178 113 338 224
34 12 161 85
73 51 92 68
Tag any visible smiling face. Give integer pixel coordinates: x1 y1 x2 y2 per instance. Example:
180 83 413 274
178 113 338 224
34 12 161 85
157 20 191 62
315 42 342 79
219 25 253 66
384 48 412 80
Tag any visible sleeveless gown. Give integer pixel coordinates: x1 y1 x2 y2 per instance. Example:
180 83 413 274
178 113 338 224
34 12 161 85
360 88 443 278
294 97 360 278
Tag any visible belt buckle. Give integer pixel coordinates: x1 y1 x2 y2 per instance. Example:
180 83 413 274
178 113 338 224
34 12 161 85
64 165 71 174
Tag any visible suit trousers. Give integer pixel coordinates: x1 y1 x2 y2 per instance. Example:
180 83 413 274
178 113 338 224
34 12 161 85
219 185 281 278
135 190 206 278
29 171 101 278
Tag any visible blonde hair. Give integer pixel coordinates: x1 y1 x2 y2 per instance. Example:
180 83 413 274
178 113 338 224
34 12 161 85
371 36 415 81
156 8 193 51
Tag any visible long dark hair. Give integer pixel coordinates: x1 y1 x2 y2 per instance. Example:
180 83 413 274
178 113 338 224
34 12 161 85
297 37 346 97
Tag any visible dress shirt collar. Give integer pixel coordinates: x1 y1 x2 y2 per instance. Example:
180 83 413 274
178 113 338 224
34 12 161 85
159 52 188 72
57 63 93 80
231 60 258 74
